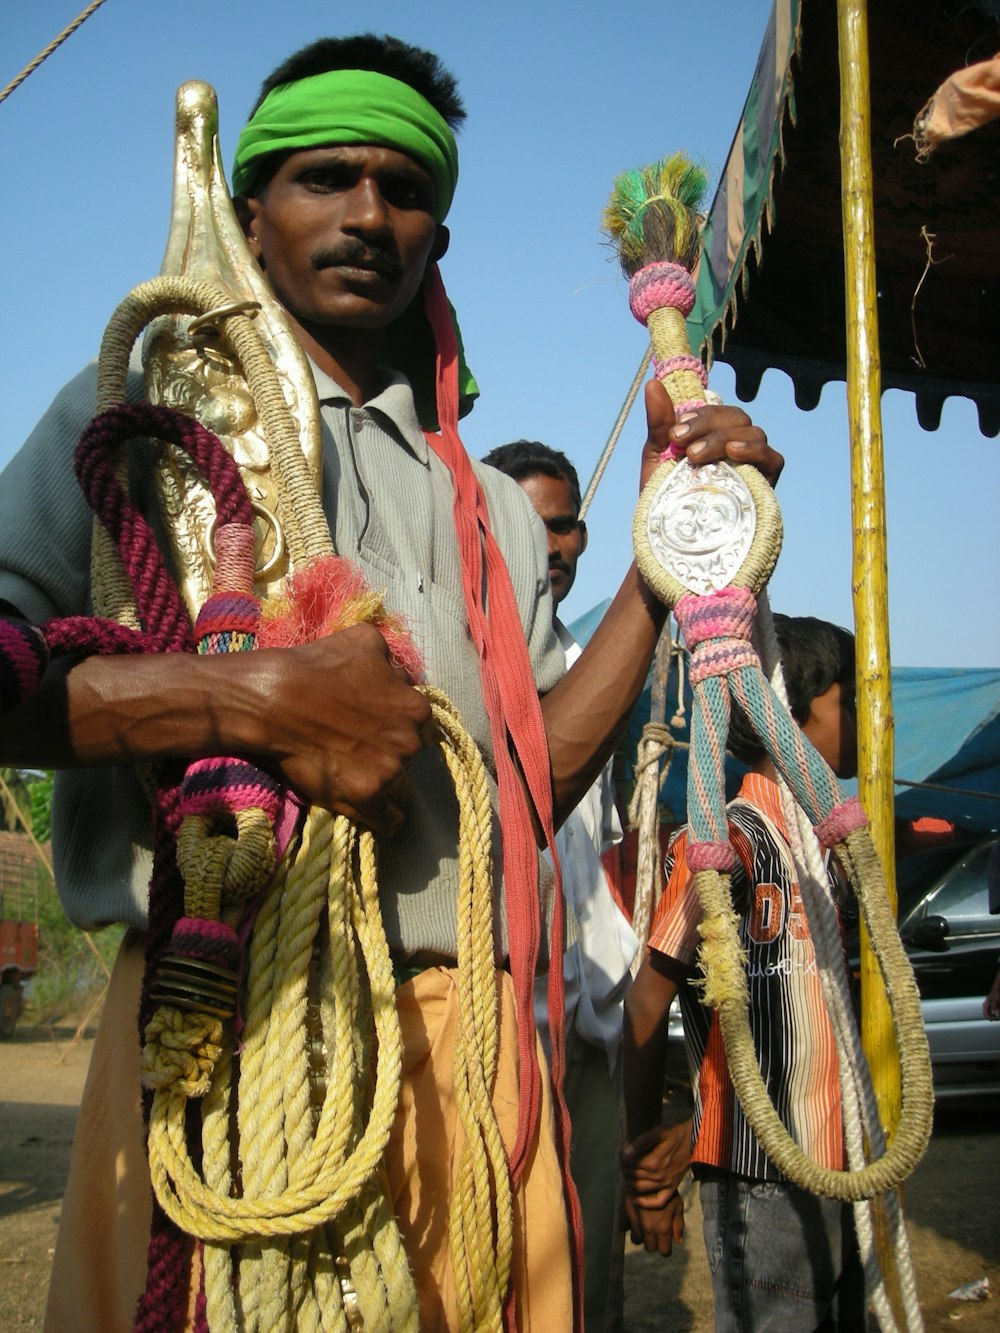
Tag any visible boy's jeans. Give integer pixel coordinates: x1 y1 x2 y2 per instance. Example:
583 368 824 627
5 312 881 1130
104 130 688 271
699 1170 865 1331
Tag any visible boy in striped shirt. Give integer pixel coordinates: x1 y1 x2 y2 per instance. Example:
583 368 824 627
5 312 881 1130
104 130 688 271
622 615 865 1330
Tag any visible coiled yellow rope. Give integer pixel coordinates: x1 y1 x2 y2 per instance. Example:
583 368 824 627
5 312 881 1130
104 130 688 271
91 276 513 1328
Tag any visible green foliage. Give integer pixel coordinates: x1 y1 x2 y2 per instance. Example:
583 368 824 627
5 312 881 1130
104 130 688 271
0 766 33 833
28 772 53 843
23 872 124 1024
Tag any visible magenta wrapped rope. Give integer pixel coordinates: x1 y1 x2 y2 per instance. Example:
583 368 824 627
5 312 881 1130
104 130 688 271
41 616 164 658
815 797 869 849
76 404 253 529
675 587 757 650
213 523 257 595
0 611 182 714
73 430 193 653
688 840 737 872
194 593 260 640
654 354 708 387
170 916 242 971
73 401 264 653
689 641 758 685
179 756 283 823
0 618 50 712
628 261 697 323
133 1222 189 1333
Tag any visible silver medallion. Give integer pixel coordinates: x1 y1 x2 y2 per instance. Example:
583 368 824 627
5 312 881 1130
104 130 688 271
644 459 756 595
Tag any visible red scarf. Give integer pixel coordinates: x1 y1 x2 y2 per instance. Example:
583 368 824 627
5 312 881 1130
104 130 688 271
421 264 583 1323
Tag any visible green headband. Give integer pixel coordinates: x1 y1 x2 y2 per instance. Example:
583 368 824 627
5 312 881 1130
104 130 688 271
231 68 459 222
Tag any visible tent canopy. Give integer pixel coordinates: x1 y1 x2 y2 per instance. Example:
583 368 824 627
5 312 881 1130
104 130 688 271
687 0 1000 435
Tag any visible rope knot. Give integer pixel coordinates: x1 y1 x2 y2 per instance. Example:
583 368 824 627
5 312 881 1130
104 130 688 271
141 1005 225 1098
815 796 869 849
175 807 277 917
628 261 697 324
675 587 757 648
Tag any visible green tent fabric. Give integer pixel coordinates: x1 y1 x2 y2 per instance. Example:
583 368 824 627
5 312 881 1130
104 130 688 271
686 0 1000 436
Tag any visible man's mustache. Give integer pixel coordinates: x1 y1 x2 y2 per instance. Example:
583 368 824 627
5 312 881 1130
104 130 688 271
548 558 571 578
312 241 403 276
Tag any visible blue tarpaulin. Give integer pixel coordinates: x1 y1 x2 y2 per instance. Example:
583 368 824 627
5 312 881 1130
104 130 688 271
568 605 1000 834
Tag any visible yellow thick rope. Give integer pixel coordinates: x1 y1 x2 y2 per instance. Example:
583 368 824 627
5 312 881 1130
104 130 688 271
146 695 507 1325
692 835 932 1201
91 277 512 1327
634 456 932 1198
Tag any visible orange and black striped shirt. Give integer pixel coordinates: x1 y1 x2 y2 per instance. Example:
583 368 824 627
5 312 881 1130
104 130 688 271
648 773 845 1180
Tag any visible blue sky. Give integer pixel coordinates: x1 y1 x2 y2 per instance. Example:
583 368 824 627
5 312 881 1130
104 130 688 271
2 0 997 667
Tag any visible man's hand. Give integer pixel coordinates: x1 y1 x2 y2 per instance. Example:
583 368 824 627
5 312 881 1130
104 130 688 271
246 624 435 834
7 622 436 838
640 379 784 492
620 1119 692 1256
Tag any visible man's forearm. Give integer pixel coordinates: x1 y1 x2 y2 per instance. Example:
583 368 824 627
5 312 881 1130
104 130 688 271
0 626 435 833
0 651 249 771
542 560 667 825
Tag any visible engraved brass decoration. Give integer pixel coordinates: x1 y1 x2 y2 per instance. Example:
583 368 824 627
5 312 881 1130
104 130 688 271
144 81 322 615
643 459 757 596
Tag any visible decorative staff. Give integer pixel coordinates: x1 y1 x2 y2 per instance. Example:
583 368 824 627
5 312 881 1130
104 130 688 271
602 153 933 1205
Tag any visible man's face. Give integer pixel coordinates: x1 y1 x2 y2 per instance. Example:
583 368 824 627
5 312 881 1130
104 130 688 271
240 144 445 332
518 472 587 607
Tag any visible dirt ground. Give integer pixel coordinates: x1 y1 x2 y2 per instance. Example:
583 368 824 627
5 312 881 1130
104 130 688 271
1 1023 997 1331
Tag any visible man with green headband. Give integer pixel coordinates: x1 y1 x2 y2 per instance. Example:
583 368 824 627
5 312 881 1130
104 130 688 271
0 32 783 1332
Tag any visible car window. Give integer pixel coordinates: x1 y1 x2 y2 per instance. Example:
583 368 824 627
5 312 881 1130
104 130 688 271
924 842 995 931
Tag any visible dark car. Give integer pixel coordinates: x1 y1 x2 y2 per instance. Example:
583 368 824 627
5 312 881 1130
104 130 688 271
850 837 1000 1101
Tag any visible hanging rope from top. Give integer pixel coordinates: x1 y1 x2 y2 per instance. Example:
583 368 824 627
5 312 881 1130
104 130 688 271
0 0 113 109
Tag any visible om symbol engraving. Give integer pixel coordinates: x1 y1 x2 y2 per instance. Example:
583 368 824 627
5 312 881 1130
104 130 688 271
645 460 756 595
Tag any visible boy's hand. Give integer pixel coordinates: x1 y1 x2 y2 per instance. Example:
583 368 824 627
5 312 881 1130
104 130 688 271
620 1120 692 1256
623 1182 685 1256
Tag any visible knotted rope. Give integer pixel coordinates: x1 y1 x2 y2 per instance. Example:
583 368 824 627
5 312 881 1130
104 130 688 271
602 156 932 1224
623 259 933 1202
1 271 517 1329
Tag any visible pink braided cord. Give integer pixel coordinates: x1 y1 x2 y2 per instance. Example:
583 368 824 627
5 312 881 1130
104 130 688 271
815 797 869 849
675 588 757 650
687 840 738 872
213 523 256 595
654 354 708 386
628 261 697 324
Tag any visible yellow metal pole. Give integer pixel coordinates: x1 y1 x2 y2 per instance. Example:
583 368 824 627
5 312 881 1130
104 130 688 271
836 0 901 1134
